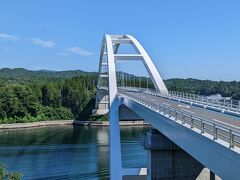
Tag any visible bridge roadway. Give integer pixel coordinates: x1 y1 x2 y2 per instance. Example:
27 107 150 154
121 89 240 129
118 88 240 150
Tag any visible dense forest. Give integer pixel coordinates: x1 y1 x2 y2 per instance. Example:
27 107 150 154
0 69 97 124
0 68 239 124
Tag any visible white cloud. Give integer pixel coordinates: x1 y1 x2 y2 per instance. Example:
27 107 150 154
67 47 93 56
30 38 56 48
57 52 69 56
0 33 18 41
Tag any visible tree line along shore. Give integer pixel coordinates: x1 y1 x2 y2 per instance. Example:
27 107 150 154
0 68 239 124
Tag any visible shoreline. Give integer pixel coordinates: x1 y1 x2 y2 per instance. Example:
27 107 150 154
0 120 149 130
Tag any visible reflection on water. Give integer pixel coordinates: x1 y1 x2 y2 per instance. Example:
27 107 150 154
0 125 148 179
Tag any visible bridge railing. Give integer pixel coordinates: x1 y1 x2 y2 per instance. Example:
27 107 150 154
143 90 240 115
119 90 240 149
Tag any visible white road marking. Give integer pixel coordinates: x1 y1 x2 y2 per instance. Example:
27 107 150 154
178 104 190 108
180 108 195 114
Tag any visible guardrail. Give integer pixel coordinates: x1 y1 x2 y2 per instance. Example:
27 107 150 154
156 90 240 114
117 87 240 114
119 90 240 149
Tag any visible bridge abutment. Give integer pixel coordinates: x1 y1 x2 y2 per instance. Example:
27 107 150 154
142 129 205 180
95 90 109 115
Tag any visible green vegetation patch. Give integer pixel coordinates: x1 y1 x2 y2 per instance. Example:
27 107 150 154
0 74 96 123
0 162 22 180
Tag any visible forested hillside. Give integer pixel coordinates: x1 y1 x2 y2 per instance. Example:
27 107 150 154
0 68 239 124
164 78 240 100
0 70 97 123
0 68 96 85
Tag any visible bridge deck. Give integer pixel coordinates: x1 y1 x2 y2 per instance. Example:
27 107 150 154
119 90 240 179
123 90 240 128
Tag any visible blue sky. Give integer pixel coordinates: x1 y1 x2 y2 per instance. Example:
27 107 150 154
0 0 240 81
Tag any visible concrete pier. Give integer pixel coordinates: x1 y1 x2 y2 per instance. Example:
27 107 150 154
142 129 205 180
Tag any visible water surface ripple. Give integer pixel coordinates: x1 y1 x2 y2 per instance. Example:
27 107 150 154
0 125 148 179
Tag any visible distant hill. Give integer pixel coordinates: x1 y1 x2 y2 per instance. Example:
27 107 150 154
0 68 97 84
0 68 96 78
164 78 240 100
0 68 239 100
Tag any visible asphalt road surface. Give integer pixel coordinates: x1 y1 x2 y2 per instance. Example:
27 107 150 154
120 90 240 128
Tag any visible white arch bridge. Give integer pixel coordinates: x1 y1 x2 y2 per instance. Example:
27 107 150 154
95 34 240 180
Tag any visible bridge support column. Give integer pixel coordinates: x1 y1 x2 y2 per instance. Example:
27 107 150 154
142 129 204 180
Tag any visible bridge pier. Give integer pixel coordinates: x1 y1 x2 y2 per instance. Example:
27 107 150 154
95 89 109 115
142 129 205 180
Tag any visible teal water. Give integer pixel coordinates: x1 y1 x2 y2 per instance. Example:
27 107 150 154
0 125 148 179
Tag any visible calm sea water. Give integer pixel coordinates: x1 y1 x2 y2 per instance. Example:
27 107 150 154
0 125 148 179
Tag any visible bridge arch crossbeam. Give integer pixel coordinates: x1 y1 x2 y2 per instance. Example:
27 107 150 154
95 34 168 114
